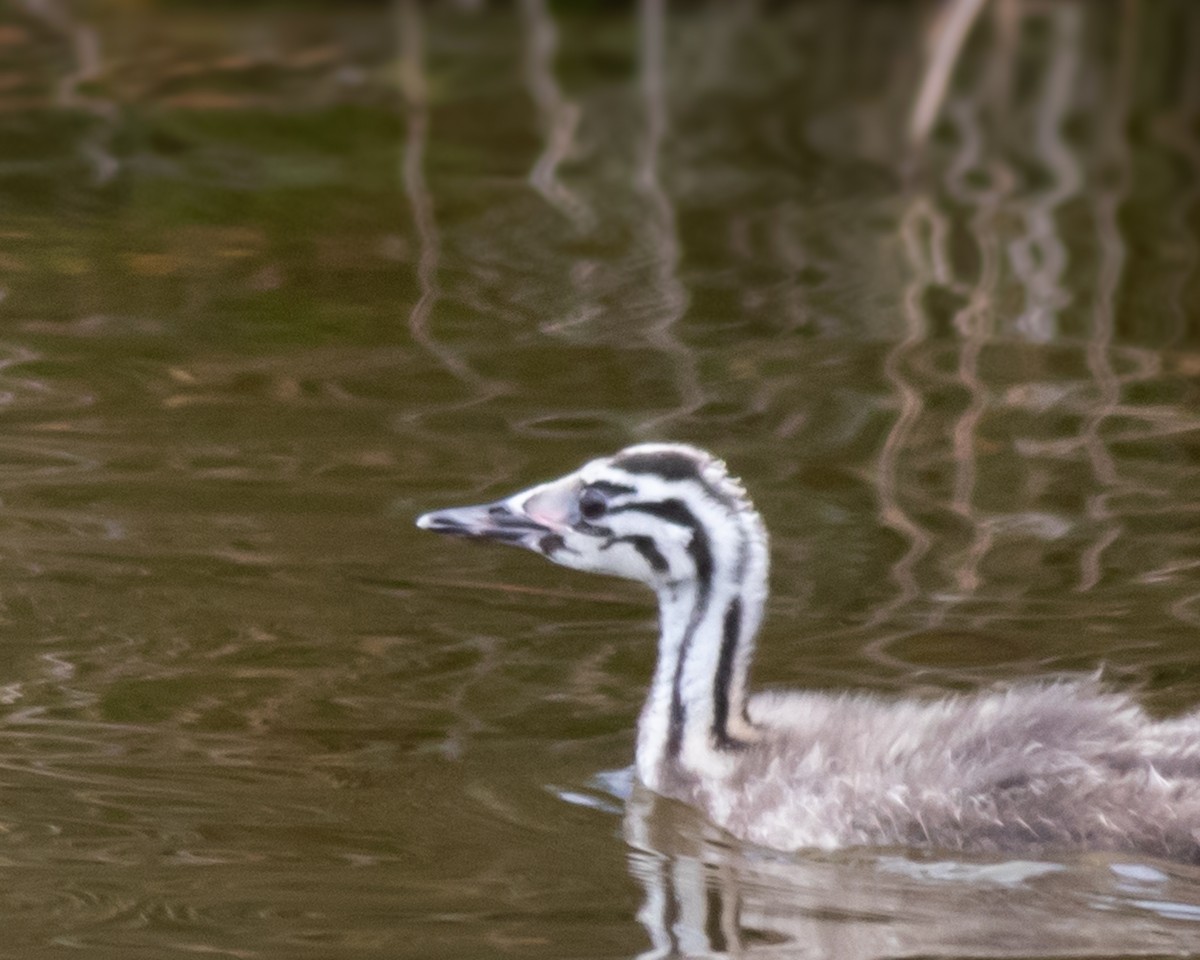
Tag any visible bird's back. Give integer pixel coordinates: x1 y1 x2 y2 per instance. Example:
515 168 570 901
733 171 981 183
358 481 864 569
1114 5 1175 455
673 679 1200 861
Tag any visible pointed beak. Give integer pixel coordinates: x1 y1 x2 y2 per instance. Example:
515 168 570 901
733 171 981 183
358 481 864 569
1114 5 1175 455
415 498 550 545
416 477 579 554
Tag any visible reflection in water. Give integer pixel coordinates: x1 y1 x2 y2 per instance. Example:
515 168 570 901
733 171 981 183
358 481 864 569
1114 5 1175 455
634 0 703 435
908 0 989 144
1077 8 1131 594
399 0 506 424
623 784 1200 958
1009 2 1080 343
520 0 593 231
20 0 118 185
867 195 936 648
944 94 1006 595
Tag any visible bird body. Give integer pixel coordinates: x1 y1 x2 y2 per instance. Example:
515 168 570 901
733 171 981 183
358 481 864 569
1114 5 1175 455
417 444 1200 862
686 680 1200 857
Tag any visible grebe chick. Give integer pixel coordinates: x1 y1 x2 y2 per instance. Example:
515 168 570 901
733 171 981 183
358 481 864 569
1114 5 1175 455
417 444 1200 862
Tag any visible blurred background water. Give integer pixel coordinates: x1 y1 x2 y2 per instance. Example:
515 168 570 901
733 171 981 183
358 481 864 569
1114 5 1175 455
1 0 1200 956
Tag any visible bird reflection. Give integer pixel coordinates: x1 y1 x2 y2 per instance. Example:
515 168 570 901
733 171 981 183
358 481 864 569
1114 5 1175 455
619 782 1200 959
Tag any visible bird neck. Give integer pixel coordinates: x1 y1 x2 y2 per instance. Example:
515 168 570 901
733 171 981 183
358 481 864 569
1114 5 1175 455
636 514 768 791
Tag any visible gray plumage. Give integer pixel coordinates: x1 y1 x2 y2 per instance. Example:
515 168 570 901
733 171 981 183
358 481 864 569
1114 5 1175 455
689 681 1200 858
417 443 1200 863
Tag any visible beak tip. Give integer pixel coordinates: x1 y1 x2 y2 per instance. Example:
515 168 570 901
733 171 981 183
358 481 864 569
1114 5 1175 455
416 510 463 534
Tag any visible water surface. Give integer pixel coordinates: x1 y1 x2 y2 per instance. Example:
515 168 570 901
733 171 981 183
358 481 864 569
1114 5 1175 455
2 1 1200 957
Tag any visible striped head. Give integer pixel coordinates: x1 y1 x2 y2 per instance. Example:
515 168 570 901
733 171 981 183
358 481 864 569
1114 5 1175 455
419 443 771 786
416 443 766 596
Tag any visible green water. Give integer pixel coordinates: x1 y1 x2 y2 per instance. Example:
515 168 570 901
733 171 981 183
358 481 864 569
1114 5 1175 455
1 0 1200 956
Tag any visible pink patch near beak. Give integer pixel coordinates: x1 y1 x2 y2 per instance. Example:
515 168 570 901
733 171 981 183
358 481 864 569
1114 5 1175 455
520 481 577 530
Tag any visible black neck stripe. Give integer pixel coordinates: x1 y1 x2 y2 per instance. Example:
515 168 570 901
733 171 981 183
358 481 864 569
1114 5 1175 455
610 500 712 599
599 534 669 573
712 597 744 750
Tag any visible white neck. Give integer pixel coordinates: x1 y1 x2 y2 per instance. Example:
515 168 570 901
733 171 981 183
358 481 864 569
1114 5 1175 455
635 511 768 790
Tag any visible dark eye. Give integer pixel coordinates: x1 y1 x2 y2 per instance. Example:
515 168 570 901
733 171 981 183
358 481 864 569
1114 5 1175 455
579 487 608 521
